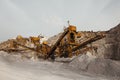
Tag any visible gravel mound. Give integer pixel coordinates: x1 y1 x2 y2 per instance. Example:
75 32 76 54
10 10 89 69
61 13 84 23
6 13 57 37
69 53 120 77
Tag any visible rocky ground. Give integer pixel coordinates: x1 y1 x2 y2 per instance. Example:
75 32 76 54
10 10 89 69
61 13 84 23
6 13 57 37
0 51 119 80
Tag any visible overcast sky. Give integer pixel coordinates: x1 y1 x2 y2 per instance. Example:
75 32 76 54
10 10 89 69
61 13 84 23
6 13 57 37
0 0 120 41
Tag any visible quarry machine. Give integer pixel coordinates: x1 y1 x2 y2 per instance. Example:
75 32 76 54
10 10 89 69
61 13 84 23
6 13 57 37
0 24 106 61
47 25 106 60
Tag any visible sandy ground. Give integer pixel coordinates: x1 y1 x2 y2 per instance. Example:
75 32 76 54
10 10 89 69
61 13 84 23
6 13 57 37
0 51 118 80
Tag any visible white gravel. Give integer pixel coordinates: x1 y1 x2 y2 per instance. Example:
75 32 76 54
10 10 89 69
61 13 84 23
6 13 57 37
0 51 115 80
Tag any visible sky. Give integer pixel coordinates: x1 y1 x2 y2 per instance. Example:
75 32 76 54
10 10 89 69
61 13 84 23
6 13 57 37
0 0 120 42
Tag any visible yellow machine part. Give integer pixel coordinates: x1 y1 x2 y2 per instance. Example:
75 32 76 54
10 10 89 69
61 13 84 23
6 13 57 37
77 32 81 38
30 37 40 42
42 41 48 45
16 35 23 40
40 44 51 59
16 35 28 45
68 25 76 31
30 36 40 47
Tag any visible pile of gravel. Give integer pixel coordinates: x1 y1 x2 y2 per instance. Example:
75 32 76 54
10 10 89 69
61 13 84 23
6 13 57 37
104 23 120 60
69 52 120 77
